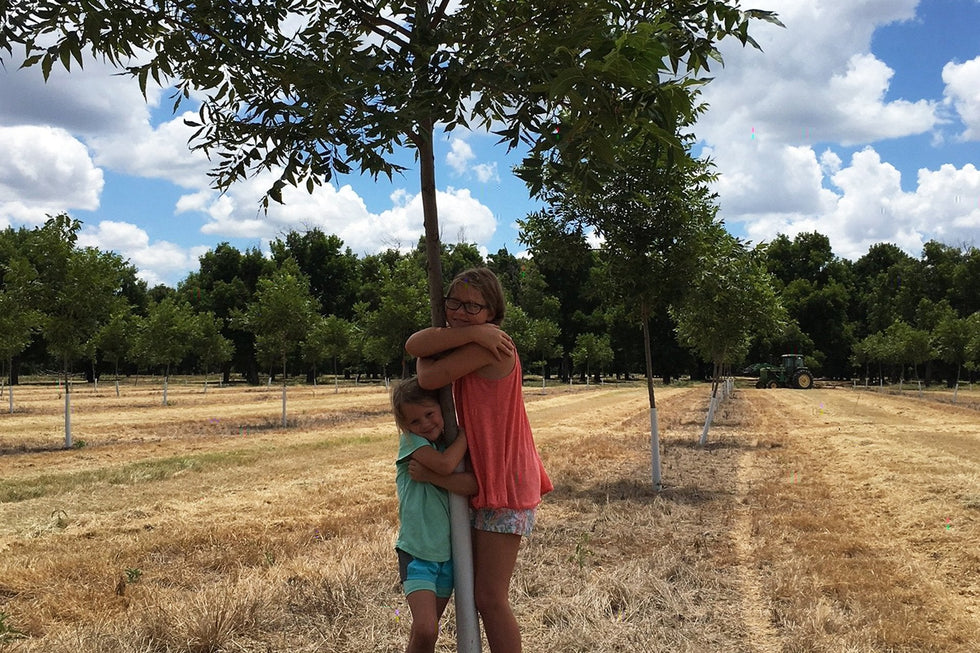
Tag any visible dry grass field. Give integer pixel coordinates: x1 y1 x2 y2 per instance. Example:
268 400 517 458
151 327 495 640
1 377 978 652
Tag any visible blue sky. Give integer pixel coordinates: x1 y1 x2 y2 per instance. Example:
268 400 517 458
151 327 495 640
1 0 979 287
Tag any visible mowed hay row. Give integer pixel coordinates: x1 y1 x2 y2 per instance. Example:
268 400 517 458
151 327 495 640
4 382 976 650
0 382 394 458
738 388 980 653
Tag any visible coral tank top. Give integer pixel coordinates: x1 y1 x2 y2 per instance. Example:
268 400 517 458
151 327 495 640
454 354 553 510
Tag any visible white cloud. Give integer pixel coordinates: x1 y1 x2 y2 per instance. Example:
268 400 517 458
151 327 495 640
739 148 980 259
942 56 980 141
0 126 104 223
696 0 979 261
473 162 500 183
88 111 213 189
0 55 162 136
446 136 501 183
183 170 497 255
447 138 475 174
77 220 209 287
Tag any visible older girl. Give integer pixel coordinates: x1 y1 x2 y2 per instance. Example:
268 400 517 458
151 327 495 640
406 267 552 653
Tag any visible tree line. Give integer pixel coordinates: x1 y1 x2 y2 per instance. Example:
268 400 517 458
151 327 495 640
3 214 978 394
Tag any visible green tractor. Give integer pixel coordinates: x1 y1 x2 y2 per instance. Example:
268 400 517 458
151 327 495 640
755 354 814 389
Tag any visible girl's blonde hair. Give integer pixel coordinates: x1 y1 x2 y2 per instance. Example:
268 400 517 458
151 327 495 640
390 377 441 433
446 267 506 325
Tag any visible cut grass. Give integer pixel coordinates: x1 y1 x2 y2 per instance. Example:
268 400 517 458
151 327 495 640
1 383 977 651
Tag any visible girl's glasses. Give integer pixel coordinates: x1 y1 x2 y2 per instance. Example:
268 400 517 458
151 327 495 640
444 297 488 315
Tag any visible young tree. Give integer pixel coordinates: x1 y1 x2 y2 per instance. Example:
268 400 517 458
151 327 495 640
303 314 353 393
571 333 614 384
524 139 719 488
33 216 128 447
356 257 429 380
194 311 234 392
0 257 41 413
672 232 785 445
132 297 199 405
93 306 134 397
239 260 315 427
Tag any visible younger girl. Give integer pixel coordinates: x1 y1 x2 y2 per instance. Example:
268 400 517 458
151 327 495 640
391 378 477 653
405 267 553 653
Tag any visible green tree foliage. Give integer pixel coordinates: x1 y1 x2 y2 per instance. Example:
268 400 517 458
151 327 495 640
932 312 972 383
239 259 316 425
0 257 41 411
93 307 134 396
270 229 359 318
303 314 354 391
132 297 199 405
193 311 234 388
571 332 614 383
355 257 428 379
240 259 315 382
673 232 786 374
760 232 854 377
182 243 274 384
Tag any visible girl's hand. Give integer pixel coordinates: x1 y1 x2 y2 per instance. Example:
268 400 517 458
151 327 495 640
473 324 515 360
408 459 433 483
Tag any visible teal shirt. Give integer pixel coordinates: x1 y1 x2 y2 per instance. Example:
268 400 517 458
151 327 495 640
395 433 452 562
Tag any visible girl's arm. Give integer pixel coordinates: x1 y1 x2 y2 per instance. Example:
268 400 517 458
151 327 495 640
408 429 468 476
409 466 479 496
416 342 513 389
406 324 514 360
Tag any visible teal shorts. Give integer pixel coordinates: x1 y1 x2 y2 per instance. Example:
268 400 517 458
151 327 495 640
396 548 454 598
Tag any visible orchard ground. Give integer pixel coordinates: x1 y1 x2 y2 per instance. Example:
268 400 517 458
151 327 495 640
0 376 978 652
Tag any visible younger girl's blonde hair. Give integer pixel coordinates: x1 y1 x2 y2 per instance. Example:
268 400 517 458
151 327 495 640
390 377 441 433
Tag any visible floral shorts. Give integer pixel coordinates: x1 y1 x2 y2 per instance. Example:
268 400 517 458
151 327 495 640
471 506 537 537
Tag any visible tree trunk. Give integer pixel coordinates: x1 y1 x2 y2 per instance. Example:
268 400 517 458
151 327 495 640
417 117 480 652
700 361 721 447
63 364 73 449
641 301 662 491
281 356 288 428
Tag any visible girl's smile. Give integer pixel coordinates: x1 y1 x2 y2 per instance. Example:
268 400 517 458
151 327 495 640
445 286 491 327
401 401 444 441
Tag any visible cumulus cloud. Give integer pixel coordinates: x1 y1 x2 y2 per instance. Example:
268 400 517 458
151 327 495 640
695 0 976 261
0 126 104 223
942 56 980 140
446 136 501 183
183 170 497 256
447 138 476 174
77 220 209 287
740 148 980 260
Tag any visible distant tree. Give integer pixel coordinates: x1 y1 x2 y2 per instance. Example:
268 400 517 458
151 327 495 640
356 257 428 379
951 247 980 316
882 320 932 385
672 232 785 445
965 313 980 381
933 313 971 387
193 311 233 392
34 215 128 447
239 259 315 426
571 333 614 384
93 307 134 397
0 257 41 412
183 243 274 384
270 229 360 319
508 306 563 387
303 314 353 393
132 297 198 405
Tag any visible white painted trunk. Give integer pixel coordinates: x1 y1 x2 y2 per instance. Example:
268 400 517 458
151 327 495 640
281 385 287 428
650 406 662 491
